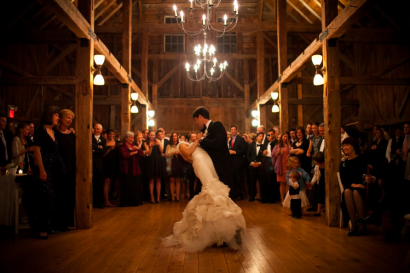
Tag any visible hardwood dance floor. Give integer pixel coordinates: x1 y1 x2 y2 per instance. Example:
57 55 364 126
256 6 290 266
0 200 409 273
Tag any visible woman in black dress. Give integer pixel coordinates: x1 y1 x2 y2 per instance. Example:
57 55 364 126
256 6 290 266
165 132 183 202
103 129 119 207
27 106 65 239
54 109 76 231
340 137 375 236
289 127 311 173
144 130 164 203
118 131 144 206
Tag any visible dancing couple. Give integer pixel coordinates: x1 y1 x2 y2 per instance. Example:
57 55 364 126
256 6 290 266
163 106 246 252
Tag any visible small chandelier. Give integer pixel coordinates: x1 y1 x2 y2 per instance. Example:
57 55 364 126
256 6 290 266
185 34 228 81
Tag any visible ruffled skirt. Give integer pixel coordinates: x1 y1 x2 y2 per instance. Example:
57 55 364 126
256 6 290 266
163 178 246 252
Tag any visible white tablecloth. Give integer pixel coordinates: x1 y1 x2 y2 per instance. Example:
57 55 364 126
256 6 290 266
0 175 17 226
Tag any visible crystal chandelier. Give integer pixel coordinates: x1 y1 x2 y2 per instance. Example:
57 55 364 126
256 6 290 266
172 0 239 81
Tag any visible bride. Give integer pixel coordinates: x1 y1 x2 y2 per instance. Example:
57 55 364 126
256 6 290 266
163 138 246 252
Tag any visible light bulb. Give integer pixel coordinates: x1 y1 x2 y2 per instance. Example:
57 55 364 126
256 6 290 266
210 67 215 75
173 5 177 17
312 54 323 66
94 55 105 66
223 14 227 26
252 119 259 127
271 91 279 100
94 73 104 85
272 104 279 113
130 105 138 113
147 110 155 118
213 57 217 67
131 92 138 101
148 119 155 127
251 110 259 118
185 62 190 71
313 73 324 86
180 11 185 22
202 14 206 25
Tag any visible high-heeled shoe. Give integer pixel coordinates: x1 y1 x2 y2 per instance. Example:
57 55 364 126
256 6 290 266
348 225 359 236
156 199 161 204
150 197 155 204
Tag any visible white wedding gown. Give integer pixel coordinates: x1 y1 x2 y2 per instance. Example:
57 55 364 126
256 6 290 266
163 142 246 252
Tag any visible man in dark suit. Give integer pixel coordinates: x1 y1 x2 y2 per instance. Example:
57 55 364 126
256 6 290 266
193 106 234 199
157 129 170 200
257 125 269 145
92 123 107 208
261 128 278 203
0 114 12 168
246 132 266 201
228 124 247 201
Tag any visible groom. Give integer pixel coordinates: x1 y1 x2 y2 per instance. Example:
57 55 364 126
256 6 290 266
193 106 235 200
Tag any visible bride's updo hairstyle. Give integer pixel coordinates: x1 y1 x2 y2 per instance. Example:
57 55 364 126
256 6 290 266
192 106 210 119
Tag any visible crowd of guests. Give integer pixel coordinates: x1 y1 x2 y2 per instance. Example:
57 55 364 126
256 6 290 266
1 110 409 242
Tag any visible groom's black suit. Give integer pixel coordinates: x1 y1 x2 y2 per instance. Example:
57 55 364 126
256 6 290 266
200 121 234 198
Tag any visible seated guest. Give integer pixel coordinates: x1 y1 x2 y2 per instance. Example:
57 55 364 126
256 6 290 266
340 137 375 236
54 109 76 231
11 122 34 173
118 131 144 206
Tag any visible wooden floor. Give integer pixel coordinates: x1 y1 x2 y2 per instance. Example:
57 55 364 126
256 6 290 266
0 200 409 273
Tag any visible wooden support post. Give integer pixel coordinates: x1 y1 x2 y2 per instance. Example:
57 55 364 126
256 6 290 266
257 31 265 125
297 71 304 127
277 0 289 132
121 0 132 137
141 32 148 98
244 60 250 133
151 83 158 131
75 0 94 229
110 105 116 129
322 0 341 227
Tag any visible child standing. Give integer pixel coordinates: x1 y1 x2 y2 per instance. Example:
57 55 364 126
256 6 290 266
283 156 310 218
289 171 302 218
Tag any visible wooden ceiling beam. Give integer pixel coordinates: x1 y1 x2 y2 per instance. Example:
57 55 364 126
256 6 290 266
286 0 313 24
47 43 77 72
259 0 265 22
341 29 408 43
94 0 117 20
290 76 410 85
131 53 280 61
95 22 322 33
0 76 76 85
288 98 359 105
1 29 77 44
298 0 322 21
97 2 123 26
43 0 150 107
256 0 371 106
